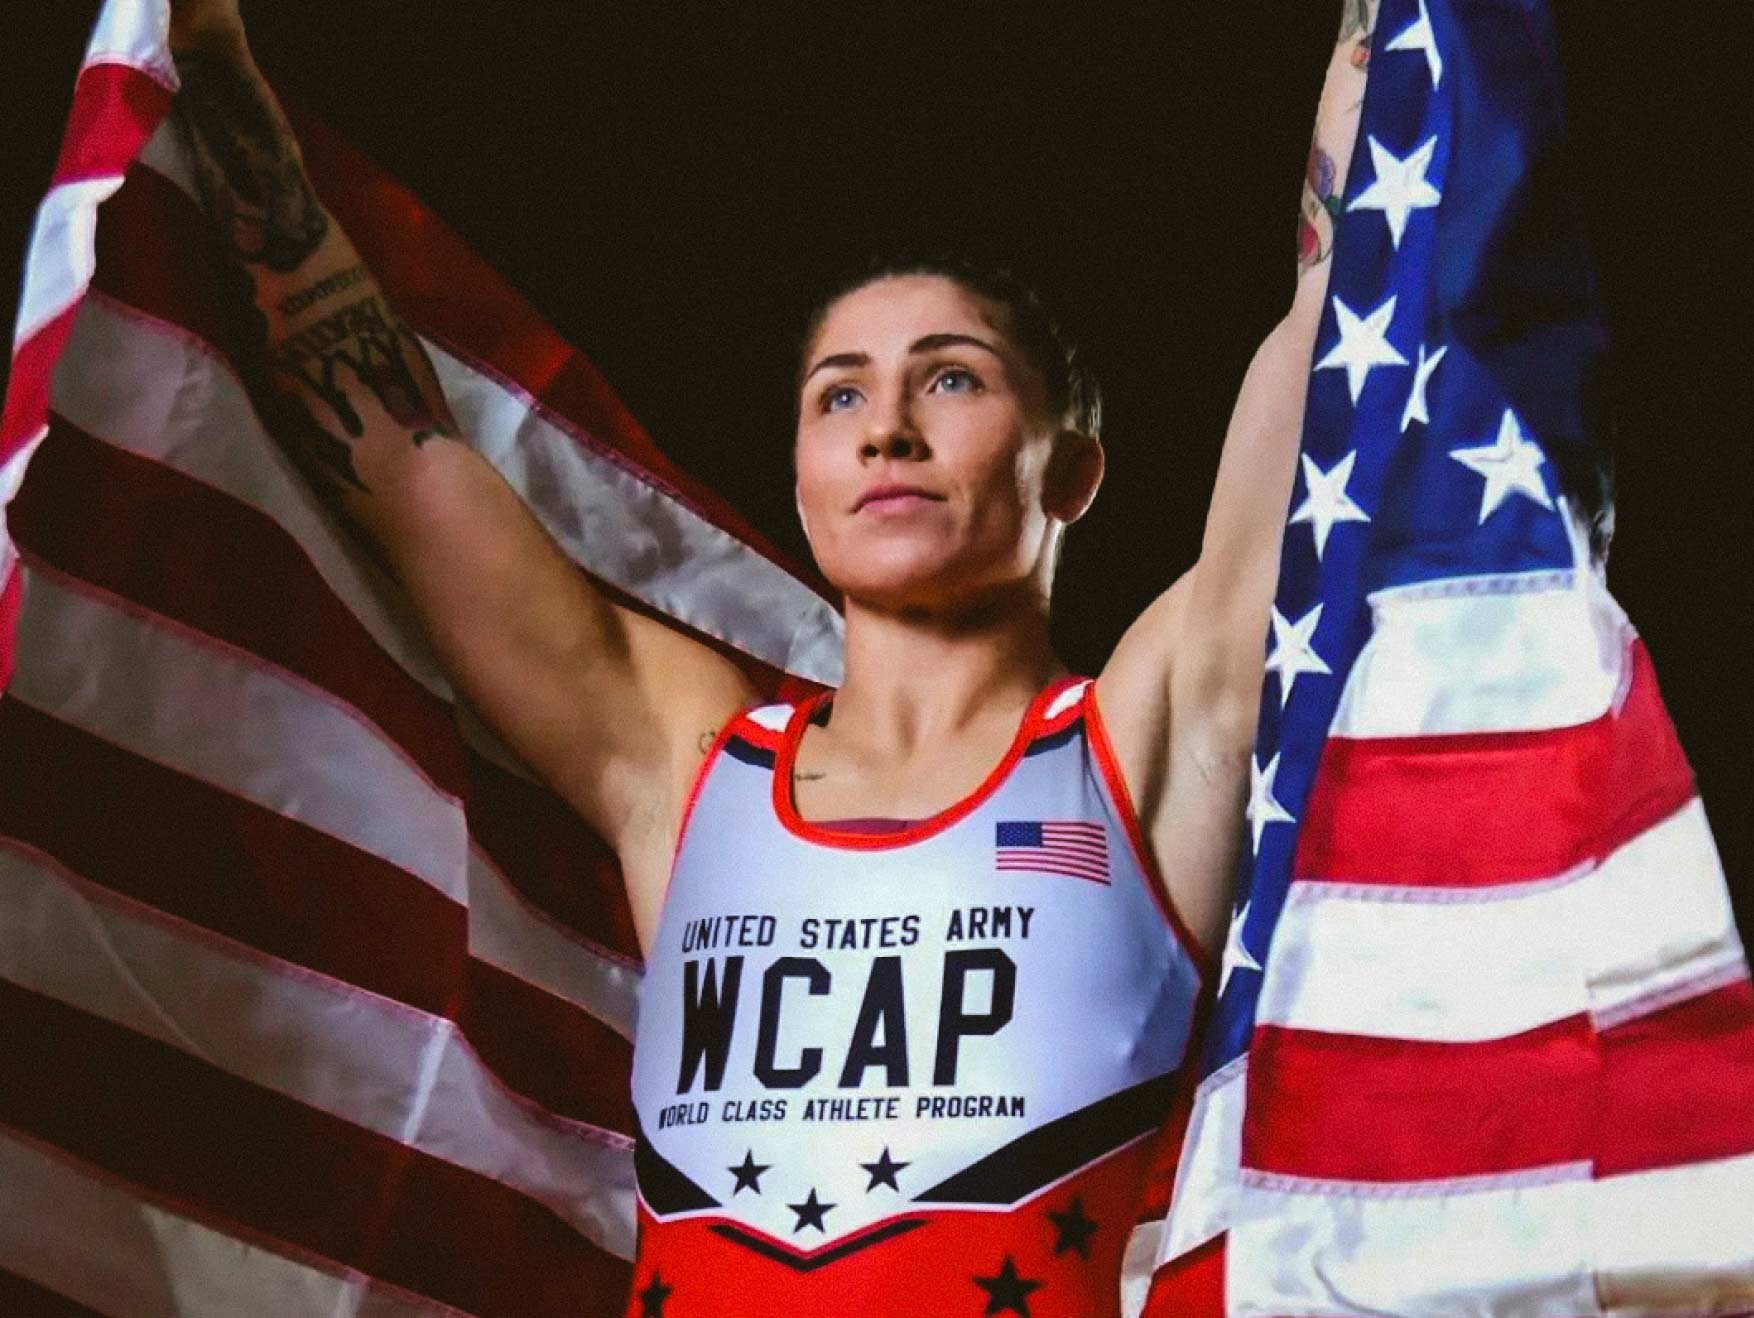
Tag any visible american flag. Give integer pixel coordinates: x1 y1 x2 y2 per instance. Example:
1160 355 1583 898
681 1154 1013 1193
1141 1 1754 1314
995 819 1111 884
0 2 837 1313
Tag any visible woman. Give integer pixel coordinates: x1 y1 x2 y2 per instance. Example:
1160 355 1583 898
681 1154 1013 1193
165 0 1371 1311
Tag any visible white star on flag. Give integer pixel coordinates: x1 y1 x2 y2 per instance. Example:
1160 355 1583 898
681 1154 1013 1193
1289 449 1371 559
1314 293 1408 403
1265 602 1332 708
1387 0 1444 88
1400 340 1449 432
1218 900 1264 997
1449 407 1554 522
1348 135 1442 248
1247 752 1294 855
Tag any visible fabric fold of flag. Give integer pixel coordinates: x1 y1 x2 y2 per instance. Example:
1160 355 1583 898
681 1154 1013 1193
0 2 840 1314
1143 2 1753 1315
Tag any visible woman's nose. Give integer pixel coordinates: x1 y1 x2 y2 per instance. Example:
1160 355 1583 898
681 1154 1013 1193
860 429 928 461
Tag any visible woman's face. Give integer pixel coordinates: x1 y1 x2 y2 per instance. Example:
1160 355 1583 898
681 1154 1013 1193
794 274 1084 613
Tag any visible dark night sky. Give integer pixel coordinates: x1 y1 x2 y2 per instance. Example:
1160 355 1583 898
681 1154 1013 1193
3 3 1748 919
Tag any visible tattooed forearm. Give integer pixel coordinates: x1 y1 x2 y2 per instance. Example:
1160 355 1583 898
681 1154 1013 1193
1296 0 1380 273
271 293 450 443
172 49 328 273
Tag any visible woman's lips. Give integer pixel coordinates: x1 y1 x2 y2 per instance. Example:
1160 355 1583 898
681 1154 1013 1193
853 485 945 513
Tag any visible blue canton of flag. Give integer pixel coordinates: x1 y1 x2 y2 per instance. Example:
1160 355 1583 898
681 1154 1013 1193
994 820 1110 884
1211 0 1588 1078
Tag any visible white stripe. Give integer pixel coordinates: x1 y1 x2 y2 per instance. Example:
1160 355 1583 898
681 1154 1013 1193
1592 1153 1754 1315
136 112 199 195
1227 1165 1601 1317
10 565 469 904
0 840 637 1260
467 845 641 1039
1157 1057 1246 1264
13 178 120 349
431 342 844 685
1121 1219 1162 1318
1335 571 1630 737
82 0 178 90
0 1127 460 1318
52 296 456 698
123 128 844 684
1584 798 1747 1023
1258 800 1743 1042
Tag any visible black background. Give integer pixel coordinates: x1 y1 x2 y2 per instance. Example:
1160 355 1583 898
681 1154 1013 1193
3 3 1747 924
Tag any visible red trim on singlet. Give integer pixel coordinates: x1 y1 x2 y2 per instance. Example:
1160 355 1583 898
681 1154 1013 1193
1082 686 1216 984
768 676 1087 851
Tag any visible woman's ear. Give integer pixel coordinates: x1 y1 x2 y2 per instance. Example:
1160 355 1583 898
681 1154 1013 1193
1043 428 1104 525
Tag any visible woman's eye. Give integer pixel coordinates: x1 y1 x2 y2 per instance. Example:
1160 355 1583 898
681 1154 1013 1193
929 366 980 394
820 384 861 413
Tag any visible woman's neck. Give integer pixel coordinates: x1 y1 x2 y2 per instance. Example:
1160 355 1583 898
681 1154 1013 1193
829 584 1065 755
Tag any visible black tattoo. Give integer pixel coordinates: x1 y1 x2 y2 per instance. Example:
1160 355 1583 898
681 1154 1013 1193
276 264 369 317
270 292 447 443
698 729 719 754
792 767 826 783
172 50 328 272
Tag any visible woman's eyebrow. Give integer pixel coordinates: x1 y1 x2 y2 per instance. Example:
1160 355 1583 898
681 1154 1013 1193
907 332 1002 360
802 333 1003 386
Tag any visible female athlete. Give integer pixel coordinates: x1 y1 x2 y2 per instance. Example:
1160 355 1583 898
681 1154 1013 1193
166 0 1372 1311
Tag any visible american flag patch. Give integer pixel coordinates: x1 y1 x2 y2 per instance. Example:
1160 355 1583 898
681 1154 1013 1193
994 820 1109 884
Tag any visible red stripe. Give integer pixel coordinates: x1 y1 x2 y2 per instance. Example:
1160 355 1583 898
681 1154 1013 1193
0 1268 106 1318
51 62 175 187
1142 1234 1225 1318
995 858 1111 883
1243 1015 1598 1181
11 419 470 797
91 166 243 358
2 304 76 455
4 59 173 454
466 747 642 964
1296 641 1695 887
461 957 635 1135
0 979 629 1318
0 699 631 1133
0 560 20 691
1598 977 1754 1177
